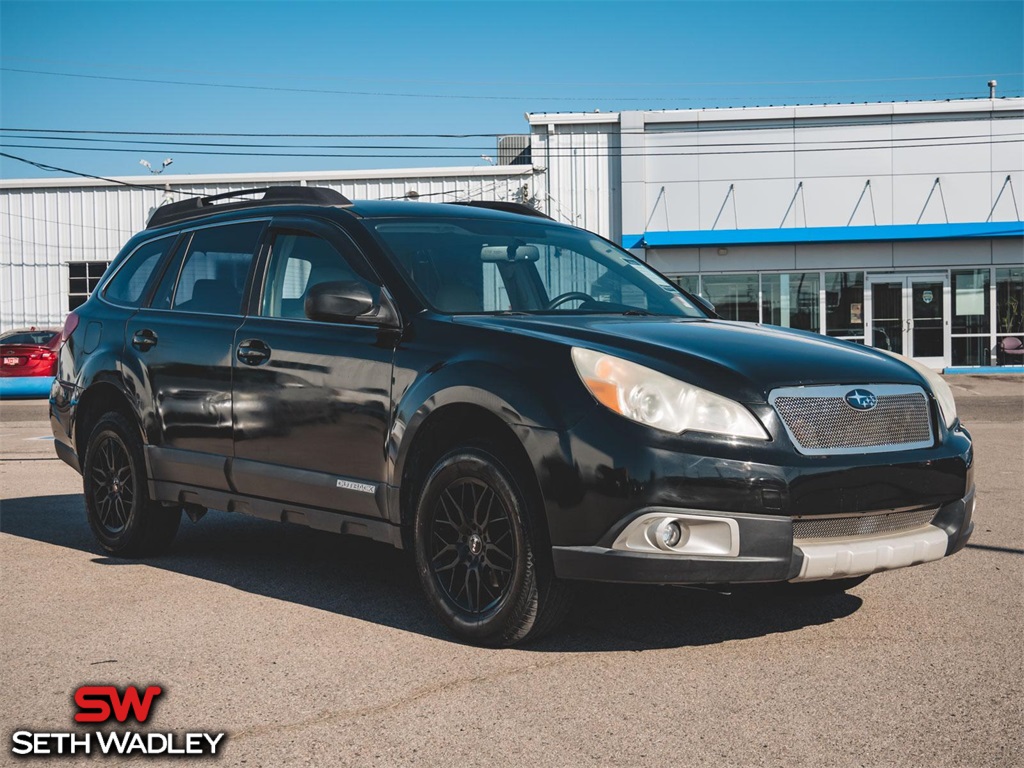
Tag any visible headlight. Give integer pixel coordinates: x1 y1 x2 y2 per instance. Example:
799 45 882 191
571 347 769 440
878 349 958 428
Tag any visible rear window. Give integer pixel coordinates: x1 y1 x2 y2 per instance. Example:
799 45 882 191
0 331 59 346
103 235 177 307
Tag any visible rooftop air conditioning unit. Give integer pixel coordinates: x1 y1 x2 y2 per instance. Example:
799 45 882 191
498 135 531 166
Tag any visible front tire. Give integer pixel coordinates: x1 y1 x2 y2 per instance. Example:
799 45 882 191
413 447 570 646
83 412 180 557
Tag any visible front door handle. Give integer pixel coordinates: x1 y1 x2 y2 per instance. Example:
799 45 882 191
131 329 158 351
236 339 271 366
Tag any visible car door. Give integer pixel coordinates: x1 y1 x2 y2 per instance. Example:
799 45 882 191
123 219 267 492
230 218 398 519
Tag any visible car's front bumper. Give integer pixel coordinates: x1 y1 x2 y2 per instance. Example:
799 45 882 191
551 486 974 584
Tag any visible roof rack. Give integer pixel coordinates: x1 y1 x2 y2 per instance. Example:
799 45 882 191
146 186 353 229
451 200 554 220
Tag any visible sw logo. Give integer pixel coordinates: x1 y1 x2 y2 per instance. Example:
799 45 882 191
74 685 162 723
9 684 225 758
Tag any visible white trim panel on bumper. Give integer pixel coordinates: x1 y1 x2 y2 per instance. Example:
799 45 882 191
791 525 949 581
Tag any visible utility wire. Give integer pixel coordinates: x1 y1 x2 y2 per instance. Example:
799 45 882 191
2 56 1019 87
4 67 1022 103
3 111 1020 139
4 130 1022 151
2 138 1020 161
0 151 204 195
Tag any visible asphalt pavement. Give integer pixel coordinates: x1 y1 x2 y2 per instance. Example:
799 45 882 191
0 376 1021 767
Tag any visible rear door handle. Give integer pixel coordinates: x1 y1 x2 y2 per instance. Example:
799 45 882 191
236 339 271 366
131 329 158 351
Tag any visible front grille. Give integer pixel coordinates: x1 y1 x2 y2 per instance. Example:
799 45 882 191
793 508 938 542
770 384 933 455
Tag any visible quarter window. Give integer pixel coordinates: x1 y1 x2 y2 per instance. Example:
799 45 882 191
103 235 176 307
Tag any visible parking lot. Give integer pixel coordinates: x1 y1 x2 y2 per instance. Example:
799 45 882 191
1 376 1021 767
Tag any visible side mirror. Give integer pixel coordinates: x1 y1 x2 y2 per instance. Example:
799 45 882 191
305 281 375 323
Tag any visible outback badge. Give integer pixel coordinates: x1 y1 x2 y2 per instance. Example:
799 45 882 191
844 388 878 411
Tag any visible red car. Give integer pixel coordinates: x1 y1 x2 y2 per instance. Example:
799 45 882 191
1 327 62 379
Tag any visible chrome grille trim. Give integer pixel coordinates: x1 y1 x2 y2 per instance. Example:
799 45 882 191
793 508 938 542
769 384 934 456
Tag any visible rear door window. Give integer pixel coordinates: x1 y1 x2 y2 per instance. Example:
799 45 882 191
151 222 265 314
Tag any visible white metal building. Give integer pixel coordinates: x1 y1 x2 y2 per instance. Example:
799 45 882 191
0 164 537 331
528 98 1024 370
2 97 1022 370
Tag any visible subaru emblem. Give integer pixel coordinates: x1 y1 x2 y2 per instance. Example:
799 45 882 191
844 389 878 411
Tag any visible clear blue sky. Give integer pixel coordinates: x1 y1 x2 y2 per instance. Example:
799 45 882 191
1 0 1021 179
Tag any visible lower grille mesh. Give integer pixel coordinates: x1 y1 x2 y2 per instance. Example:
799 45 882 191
793 509 938 541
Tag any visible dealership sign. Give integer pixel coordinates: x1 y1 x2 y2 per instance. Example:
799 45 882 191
10 685 225 757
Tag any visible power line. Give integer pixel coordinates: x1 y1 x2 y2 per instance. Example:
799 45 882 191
4 130 1022 152
0 67 824 103
2 138 1020 161
0 210 137 235
4 67 1021 104
3 111 1020 140
0 152 204 196
1 56 1019 87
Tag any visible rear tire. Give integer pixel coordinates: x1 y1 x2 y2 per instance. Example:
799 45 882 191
82 412 180 557
413 447 572 646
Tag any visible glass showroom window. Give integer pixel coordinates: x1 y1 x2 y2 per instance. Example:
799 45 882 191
671 274 700 297
761 272 821 332
68 261 111 310
951 269 991 367
700 273 759 323
824 271 865 341
996 267 1024 367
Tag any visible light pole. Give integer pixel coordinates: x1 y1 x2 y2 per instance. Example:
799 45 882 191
139 158 173 174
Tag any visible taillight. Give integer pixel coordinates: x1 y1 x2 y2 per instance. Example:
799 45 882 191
61 312 80 343
40 351 56 360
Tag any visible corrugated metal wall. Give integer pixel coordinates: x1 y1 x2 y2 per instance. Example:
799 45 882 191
530 120 621 239
0 167 536 329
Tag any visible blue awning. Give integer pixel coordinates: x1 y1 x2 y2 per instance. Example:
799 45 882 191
622 221 1024 249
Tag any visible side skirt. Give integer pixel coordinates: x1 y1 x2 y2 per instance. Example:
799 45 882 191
150 480 405 549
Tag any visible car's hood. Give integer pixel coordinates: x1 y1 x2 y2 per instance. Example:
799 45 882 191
454 315 927 402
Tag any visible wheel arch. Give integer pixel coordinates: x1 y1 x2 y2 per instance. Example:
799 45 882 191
74 380 146 461
397 400 548 550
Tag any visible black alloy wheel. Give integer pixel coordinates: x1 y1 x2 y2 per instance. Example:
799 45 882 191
83 412 180 557
89 434 135 535
414 447 572 646
428 477 517 615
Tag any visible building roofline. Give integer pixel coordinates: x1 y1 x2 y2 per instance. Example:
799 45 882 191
528 96 1024 126
623 221 1024 249
0 164 535 191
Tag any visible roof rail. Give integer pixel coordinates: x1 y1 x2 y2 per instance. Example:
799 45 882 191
146 186 353 229
451 200 554 220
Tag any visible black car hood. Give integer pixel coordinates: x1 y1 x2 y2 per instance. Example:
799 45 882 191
454 315 927 402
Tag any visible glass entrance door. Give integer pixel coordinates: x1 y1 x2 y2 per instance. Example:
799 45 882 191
866 273 949 369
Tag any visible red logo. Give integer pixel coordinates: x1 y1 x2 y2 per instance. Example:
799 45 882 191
73 685 163 724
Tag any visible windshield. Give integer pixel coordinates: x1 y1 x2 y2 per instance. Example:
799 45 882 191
367 217 705 317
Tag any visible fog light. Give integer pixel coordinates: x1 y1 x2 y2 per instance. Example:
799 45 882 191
653 519 688 551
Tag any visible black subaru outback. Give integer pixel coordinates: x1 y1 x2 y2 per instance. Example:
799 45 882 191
51 187 975 646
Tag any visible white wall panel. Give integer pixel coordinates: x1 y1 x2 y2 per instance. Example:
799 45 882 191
0 166 535 329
